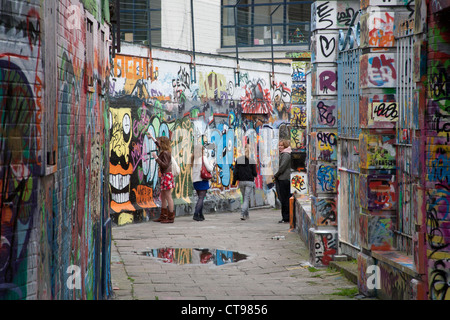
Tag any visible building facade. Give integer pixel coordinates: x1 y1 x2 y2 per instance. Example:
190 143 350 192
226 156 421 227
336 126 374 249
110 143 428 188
118 0 313 61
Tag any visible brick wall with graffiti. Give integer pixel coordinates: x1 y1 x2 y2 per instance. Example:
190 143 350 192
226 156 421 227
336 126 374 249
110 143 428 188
108 44 293 225
0 0 112 299
425 0 450 300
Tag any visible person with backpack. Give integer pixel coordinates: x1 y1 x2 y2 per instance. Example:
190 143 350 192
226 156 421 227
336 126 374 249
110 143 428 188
232 144 257 220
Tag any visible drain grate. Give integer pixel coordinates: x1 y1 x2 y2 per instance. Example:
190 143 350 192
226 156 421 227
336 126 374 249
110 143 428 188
139 247 248 266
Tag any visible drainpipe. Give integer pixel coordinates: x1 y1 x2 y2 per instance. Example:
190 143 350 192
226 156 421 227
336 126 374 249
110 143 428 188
147 0 152 50
270 4 281 89
147 0 154 81
234 0 241 86
190 0 197 83
111 0 121 57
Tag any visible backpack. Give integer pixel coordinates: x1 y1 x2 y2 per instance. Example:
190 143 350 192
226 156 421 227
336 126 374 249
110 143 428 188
171 155 180 177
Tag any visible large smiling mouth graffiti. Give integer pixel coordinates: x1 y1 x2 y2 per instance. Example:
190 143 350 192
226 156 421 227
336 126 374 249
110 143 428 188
109 163 134 212
110 173 131 203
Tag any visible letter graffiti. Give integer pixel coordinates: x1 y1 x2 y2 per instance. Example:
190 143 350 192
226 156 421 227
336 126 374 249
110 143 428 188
369 54 397 87
317 164 336 192
314 1 336 30
316 131 337 161
291 128 307 152
312 232 337 266
290 105 307 127
372 102 398 121
317 101 336 126
337 6 356 27
318 70 337 94
429 59 450 101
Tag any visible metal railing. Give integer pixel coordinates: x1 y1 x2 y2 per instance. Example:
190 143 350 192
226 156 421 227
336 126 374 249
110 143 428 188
395 22 416 254
336 11 362 252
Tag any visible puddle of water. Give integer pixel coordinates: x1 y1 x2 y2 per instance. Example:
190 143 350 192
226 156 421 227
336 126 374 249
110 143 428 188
140 248 248 266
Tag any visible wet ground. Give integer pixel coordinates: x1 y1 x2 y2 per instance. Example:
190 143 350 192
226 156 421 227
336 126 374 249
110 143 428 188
111 207 361 300
139 247 248 265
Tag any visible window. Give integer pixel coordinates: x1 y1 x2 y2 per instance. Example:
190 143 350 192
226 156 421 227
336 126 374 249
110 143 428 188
221 0 312 48
119 0 161 46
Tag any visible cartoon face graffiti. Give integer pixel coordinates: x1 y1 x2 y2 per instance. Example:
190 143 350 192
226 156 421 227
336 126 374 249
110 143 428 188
109 107 134 212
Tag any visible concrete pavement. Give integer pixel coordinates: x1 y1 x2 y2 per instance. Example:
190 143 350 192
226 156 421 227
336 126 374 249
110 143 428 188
110 207 360 301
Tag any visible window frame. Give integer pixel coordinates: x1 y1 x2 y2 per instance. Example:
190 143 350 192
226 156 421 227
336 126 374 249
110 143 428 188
221 0 312 48
119 0 162 46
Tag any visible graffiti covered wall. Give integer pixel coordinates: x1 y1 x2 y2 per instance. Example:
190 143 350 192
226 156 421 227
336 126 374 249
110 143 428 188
109 44 292 224
300 0 450 300
0 0 111 299
308 0 353 266
425 0 450 300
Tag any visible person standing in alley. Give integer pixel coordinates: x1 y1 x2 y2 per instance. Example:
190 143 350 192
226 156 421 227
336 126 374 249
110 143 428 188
232 144 257 220
191 144 214 221
148 132 176 223
274 139 292 223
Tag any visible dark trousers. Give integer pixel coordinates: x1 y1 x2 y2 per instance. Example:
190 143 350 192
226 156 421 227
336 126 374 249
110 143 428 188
194 189 207 217
276 179 291 222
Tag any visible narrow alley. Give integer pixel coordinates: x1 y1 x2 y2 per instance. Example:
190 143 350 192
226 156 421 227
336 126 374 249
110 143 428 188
1 0 449 302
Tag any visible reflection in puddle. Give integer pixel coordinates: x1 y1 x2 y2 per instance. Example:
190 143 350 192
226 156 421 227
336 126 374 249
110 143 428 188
140 248 248 266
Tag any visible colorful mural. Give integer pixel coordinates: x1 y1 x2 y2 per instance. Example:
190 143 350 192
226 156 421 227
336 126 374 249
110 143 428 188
108 47 292 224
425 0 450 301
